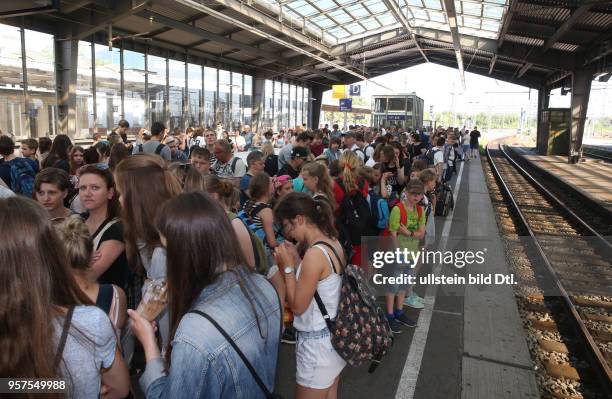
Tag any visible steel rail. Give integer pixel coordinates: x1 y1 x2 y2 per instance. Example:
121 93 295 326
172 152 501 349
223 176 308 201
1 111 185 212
486 143 612 392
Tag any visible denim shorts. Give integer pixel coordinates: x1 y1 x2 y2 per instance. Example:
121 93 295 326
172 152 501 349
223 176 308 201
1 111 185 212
384 260 414 295
295 328 346 389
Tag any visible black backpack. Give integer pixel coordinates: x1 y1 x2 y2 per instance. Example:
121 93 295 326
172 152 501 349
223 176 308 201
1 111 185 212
336 179 375 245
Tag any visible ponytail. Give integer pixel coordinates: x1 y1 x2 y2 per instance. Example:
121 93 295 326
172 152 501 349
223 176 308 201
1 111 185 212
339 151 360 192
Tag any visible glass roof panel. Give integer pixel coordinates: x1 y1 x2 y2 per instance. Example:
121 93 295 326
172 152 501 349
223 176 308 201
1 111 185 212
327 9 353 24
345 4 370 19
423 0 443 10
345 22 366 34
262 0 508 44
365 0 388 13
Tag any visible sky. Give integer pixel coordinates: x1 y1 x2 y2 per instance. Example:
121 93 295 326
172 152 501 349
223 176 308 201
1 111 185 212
322 63 612 119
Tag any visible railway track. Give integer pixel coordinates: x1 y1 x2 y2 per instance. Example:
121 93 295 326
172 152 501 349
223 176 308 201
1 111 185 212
583 146 612 163
486 143 612 398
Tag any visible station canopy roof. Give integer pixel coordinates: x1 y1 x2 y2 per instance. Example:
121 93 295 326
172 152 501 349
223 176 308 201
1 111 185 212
4 0 612 90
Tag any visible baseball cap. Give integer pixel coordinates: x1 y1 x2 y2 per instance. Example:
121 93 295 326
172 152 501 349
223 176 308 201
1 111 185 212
290 146 309 159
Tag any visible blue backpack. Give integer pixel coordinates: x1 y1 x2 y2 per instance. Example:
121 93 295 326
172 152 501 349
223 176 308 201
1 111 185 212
366 190 390 232
9 158 36 197
236 203 283 247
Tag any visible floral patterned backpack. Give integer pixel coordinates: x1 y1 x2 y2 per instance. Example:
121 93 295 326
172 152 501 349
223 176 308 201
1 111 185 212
313 241 393 372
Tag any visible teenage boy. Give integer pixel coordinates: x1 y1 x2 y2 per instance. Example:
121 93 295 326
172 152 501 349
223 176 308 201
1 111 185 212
278 132 311 169
385 180 426 333
240 151 265 205
189 147 212 175
20 139 38 162
277 147 308 179
133 121 171 161
309 131 325 157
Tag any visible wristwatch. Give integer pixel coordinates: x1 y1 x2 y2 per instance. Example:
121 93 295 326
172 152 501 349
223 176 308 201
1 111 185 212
284 266 295 275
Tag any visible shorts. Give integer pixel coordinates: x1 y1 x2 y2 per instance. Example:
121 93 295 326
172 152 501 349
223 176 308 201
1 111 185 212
470 142 479 149
384 259 414 295
462 144 470 153
296 328 346 389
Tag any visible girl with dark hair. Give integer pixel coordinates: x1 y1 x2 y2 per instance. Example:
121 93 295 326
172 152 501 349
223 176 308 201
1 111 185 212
273 192 346 399
94 142 111 166
108 143 129 171
34 167 72 220
379 144 406 199
128 192 281 398
0 196 130 398
78 165 129 290
42 134 72 172
114 154 181 345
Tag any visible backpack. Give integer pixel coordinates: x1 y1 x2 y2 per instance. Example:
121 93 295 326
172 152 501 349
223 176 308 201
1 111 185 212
353 147 367 163
382 202 423 237
138 143 165 155
366 190 389 232
313 241 393 372
435 183 454 217
336 179 377 245
233 215 270 277
236 203 270 244
9 158 36 197
421 147 438 166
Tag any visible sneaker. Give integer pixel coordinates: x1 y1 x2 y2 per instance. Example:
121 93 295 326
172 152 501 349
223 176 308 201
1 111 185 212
396 312 418 328
281 325 297 344
404 293 425 309
387 318 403 334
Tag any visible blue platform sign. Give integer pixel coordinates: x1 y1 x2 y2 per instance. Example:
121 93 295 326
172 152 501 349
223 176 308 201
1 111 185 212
349 84 361 96
387 114 406 121
339 98 352 112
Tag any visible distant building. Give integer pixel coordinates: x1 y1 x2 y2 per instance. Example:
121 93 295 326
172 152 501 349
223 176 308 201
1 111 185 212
371 93 424 130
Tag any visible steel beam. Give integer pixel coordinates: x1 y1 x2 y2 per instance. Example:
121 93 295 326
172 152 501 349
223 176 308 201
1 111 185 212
569 68 594 163
489 54 497 75
517 63 533 78
442 0 465 89
200 0 330 54
73 0 150 40
382 0 429 63
498 0 519 48
542 3 593 53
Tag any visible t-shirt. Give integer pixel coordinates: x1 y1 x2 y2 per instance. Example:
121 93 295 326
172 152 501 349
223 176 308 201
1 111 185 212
310 143 324 157
433 147 444 166
132 139 172 161
381 163 402 196
388 203 425 253
87 216 129 290
212 157 247 178
277 144 293 169
55 306 116 398
239 173 253 205
470 130 481 145
277 163 300 179
365 145 375 160
192 136 205 148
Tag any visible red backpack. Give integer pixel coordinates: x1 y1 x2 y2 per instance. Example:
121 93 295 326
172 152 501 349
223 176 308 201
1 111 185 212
382 202 423 236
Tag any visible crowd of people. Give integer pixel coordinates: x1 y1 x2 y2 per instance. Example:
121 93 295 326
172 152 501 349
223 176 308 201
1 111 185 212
0 120 481 398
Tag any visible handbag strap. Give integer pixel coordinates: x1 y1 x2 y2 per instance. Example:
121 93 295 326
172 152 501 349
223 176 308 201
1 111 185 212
188 310 275 399
54 306 75 368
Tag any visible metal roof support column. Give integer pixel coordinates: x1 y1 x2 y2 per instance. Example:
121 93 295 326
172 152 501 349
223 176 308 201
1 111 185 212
309 86 324 130
442 0 465 90
569 68 593 164
535 86 550 155
55 34 79 138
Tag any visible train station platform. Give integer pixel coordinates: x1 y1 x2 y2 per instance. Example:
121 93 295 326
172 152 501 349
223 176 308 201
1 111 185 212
275 157 539 399
509 147 612 214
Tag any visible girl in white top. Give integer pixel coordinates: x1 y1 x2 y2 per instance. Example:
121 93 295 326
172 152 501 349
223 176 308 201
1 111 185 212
274 192 346 399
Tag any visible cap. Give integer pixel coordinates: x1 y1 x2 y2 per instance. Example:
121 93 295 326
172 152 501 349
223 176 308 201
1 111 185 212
290 146 309 159
274 175 292 189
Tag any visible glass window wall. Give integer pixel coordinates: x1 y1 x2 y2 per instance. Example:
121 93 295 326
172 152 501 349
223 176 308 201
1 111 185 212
303 88 309 128
123 50 145 130
274 81 282 132
243 75 252 126
218 69 230 130
264 79 274 131
289 84 296 129
94 44 121 131
0 25 26 138
168 59 185 131
147 54 166 125
231 72 242 130
75 41 93 138
296 86 303 128
282 82 289 130
388 97 406 112
203 66 216 129
187 63 202 127
24 29 57 137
